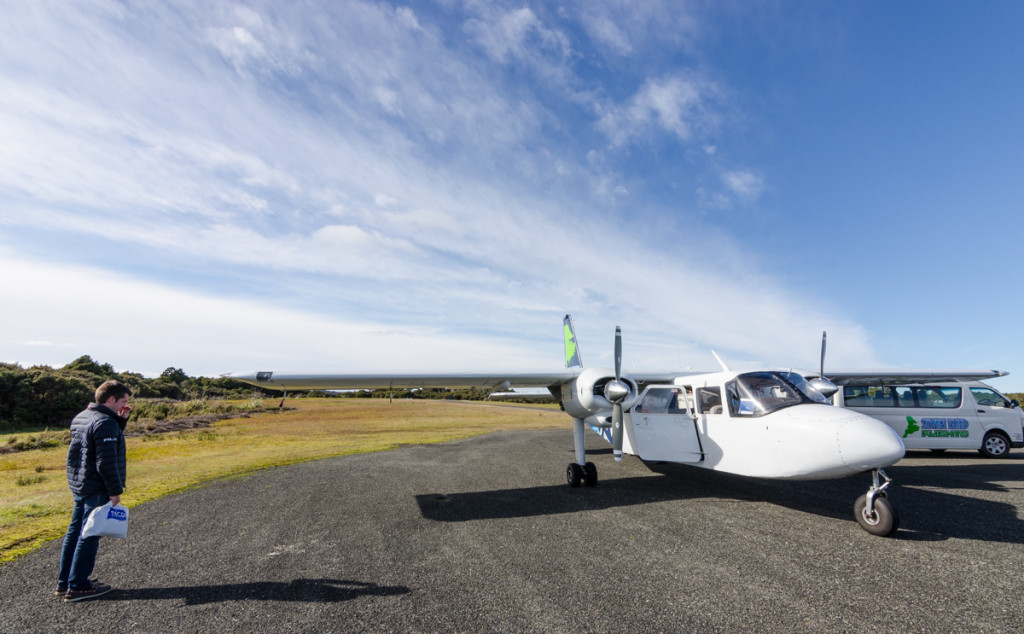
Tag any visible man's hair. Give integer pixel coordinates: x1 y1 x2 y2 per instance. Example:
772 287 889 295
95 380 132 405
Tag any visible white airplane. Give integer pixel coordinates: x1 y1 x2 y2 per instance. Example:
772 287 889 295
224 316 1006 537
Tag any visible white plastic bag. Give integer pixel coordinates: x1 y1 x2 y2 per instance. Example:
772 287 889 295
81 502 129 539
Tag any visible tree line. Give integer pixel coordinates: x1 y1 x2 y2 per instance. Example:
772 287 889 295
0 356 262 432
0 356 514 433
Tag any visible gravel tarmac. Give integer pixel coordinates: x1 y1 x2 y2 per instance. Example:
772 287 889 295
3 429 1023 633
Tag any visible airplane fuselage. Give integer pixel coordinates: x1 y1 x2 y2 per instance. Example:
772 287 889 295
583 369 906 481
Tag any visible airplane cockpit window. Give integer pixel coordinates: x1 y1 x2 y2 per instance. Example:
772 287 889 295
637 388 686 414
726 372 817 417
781 372 830 405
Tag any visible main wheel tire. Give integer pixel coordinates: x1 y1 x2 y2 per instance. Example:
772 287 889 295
566 463 583 487
979 431 1010 458
583 461 598 487
854 494 900 536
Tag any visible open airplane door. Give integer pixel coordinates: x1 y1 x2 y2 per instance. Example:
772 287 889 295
629 386 704 463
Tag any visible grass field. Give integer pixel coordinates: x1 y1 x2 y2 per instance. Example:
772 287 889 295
0 399 566 565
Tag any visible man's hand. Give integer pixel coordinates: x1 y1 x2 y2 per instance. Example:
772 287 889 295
110 495 121 506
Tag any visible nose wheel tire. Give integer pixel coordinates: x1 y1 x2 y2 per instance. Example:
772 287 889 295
854 494 899 536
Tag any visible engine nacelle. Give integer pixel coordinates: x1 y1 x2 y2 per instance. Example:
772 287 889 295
560 367 639 420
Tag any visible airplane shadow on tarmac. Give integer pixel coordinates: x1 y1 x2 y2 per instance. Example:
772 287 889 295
107 578 410 606
415 450 1024 545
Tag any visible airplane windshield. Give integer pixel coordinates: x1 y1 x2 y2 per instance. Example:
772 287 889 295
726 372 818 417
781 372 831 404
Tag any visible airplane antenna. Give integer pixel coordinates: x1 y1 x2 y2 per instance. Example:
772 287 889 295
711 351 730 372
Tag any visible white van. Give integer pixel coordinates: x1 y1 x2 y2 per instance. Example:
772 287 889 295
833 381 1024 458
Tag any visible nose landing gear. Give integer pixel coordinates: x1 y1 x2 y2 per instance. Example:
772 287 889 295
854 468 899 536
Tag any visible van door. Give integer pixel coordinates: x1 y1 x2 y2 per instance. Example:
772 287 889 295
969 386 1024 445
883 385 976 450
629 386 703 463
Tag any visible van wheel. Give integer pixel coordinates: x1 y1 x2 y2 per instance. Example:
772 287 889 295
979 431 1010 458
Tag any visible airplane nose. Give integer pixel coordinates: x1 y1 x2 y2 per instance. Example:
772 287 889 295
836 415 905 472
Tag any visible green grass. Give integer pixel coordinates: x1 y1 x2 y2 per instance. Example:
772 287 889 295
0 399 565 564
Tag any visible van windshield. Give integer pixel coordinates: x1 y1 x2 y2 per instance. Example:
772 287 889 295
726 371 819 417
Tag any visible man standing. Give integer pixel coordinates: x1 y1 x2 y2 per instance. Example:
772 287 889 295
57 380 131 602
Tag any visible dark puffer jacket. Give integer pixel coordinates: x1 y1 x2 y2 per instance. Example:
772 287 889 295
66 403 127 498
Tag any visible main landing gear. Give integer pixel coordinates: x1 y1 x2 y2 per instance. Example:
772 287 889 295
854 468 899 536
567 462 598 487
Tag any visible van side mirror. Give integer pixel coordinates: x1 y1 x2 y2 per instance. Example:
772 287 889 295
1011 399 1020 409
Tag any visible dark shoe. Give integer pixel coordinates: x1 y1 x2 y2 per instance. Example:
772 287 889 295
55 577 98 596
64 582 112 602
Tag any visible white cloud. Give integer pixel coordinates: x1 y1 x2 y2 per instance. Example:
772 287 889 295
0 252 553 376
721 169 764 202
597 74 719 147
464 6 571 67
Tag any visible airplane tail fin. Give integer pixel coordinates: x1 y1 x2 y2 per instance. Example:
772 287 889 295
563 314 583 368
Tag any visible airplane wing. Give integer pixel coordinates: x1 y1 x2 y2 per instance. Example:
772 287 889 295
823 370 1007 386
222 369 687 391
221 370 582 391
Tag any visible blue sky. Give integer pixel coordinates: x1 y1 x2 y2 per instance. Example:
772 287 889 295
2 1 1022 392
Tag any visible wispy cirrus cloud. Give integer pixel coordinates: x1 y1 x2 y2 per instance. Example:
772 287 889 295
0 1 881 377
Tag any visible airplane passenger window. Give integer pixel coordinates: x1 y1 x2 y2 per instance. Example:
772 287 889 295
697 387 722 414
639 388 679 414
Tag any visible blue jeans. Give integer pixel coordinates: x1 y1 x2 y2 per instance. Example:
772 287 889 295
57 492 108 590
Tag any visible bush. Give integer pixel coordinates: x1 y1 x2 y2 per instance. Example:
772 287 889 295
0 360 266 432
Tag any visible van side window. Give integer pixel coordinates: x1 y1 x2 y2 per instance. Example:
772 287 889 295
844 386 961 408
915 387 962 408
842 386 894 407
895 386 915 406
971 387 1009 407
872 387 895 407
843 387 871 406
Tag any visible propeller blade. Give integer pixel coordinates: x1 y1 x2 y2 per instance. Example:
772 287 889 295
612 402 623 462
811 330 839 399
820 331 827 378
612 326 624 461
614 326 622 380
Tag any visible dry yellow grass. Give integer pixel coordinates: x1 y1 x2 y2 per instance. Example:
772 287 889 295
0 399 565 564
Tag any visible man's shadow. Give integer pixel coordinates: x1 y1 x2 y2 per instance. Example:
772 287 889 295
110 578 410 605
